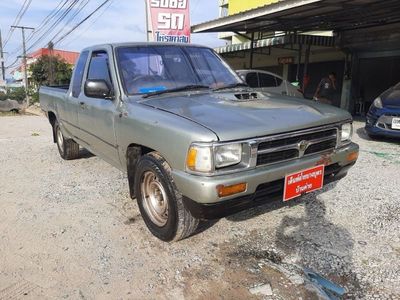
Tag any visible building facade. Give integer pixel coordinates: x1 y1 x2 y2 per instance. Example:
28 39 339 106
12 48 79 86
193 0 400 114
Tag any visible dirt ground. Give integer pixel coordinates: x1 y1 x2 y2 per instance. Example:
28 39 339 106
0 115 399 299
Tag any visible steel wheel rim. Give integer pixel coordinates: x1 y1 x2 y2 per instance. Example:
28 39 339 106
140 171 169 227
56 127 64 154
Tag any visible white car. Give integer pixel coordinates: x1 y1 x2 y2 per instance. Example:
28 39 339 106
237 69 304 98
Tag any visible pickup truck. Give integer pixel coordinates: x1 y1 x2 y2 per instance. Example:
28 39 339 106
40 43 359 242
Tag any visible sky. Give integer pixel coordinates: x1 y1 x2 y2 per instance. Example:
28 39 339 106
0 0 223 77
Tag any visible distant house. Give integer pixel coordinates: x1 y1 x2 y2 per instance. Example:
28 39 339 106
11 48 79 86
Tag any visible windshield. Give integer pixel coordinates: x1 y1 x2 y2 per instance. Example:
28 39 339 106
116 46 242 95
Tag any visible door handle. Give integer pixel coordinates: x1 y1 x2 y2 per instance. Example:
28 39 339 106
79 102 86 109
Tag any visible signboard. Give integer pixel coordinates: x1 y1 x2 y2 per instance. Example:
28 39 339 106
146 0 191 43
278 56 294 65
283 165 325 201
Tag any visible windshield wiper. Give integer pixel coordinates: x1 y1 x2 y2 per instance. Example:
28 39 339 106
213 83 248 91
142 85 210 98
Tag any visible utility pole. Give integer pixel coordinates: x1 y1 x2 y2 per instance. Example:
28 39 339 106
11 25 34 106
48 41 54 85
0 29 6 83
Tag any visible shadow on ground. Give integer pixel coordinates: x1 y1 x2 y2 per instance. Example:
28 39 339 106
78 148 95 159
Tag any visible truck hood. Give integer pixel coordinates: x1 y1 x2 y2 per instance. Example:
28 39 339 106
137 91 351 141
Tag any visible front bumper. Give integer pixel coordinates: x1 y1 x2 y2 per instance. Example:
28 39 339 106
183 162 354 219
172 142 359 208
365 108 400 138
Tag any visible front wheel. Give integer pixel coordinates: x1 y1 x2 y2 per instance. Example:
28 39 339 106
134 152 199 242
54 121 80 160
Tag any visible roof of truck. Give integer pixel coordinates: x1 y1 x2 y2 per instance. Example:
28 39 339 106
81 42 209 52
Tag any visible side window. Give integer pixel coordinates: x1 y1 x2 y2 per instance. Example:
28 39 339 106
246 72 259 88
86 51 113 89
259 73 277 87
71 51 89 98
275 77 283 86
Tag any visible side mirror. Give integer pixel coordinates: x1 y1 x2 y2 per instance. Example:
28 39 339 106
84 79 113 99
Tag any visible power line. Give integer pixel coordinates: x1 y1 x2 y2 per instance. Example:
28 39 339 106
6 0 70 59
25 0 81 53
60 0 114 48
53 0 112 45
48 0 91 45
3 0 33 48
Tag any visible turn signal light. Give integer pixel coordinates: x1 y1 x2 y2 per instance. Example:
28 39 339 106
217 183 247 198
186 148 198 170
347 151 359 162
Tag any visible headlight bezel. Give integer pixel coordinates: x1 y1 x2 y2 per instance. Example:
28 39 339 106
186 142 251 175
338 122 353 146
214 143 242 169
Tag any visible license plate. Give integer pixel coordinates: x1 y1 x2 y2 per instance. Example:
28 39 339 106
392 117 400 130
283 165 325 202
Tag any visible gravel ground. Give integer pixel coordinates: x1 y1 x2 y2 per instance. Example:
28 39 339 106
0 115 399 299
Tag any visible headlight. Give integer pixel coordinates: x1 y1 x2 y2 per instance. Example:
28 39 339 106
186 145 212 173
186 143 243 174
340 123 353 143
214 144 242 168
373 97 383 109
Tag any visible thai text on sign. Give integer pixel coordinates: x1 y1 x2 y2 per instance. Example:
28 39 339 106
147 0 191 43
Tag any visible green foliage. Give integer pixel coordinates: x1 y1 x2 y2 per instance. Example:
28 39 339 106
30 90 39 104
29 55 73 87
7 87 26 102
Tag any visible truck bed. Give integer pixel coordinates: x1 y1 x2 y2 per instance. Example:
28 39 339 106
39 85 69 115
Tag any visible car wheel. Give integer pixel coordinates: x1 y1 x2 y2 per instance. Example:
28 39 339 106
54 121 80 160
134 152 199 242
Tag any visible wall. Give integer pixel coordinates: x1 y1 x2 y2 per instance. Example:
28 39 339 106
228 0 279 15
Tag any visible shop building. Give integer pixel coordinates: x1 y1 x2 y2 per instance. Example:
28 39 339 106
192 0 400 114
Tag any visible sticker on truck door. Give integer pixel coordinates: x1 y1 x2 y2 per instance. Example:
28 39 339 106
283 165 325 201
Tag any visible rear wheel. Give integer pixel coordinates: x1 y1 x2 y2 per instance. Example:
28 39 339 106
134 152 199 242
54 121 80 160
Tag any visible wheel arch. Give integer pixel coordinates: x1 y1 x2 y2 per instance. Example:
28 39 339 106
126 144 156 199
48 111 57 143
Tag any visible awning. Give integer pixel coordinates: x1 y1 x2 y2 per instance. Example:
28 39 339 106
192 0 400 34
215 34 335 54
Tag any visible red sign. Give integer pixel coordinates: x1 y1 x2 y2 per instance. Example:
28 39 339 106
283 165 325 202
147 0 191 43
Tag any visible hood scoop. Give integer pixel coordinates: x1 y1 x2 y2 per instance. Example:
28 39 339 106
233 92 259 101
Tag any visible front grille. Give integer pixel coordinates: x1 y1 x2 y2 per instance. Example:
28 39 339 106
257 149 299 165
258 129 337 151
256 128 337 167
377 114 400 131
304 139 337 155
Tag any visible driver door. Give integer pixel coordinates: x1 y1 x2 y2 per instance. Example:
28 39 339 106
77 49 120 167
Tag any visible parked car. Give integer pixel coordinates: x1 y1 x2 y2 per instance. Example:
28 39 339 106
40 43 359 242
237 69 304 98
365 82 400 139
0 99 21 113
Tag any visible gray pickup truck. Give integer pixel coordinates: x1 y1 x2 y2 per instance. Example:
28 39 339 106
40 43 359 242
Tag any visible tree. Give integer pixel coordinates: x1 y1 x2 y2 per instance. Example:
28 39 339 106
29 55 73 88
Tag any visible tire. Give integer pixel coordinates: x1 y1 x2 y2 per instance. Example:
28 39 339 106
54 121 80 160
134 152 199 242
